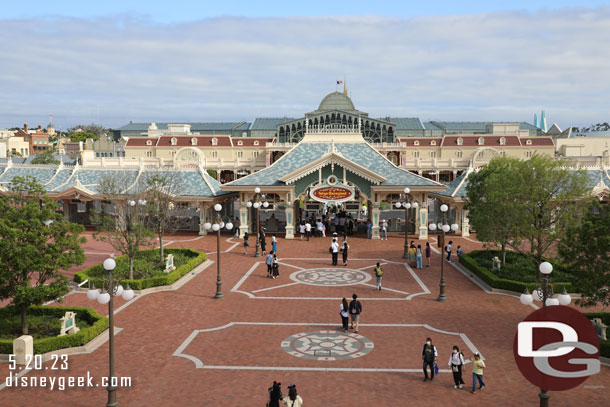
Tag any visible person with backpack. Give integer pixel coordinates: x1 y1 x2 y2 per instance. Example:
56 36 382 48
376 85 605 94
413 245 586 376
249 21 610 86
445 240 453 263
470 352 486 393
374 262 383 290
348 293 362 333
330 238 339 266
282 384 303 407
268 381 283 407
339 297 350 332
448 345 466 389
422 337 438 381
266 251 274 278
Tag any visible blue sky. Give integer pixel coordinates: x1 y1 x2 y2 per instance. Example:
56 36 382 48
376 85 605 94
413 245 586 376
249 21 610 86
1 2 609 129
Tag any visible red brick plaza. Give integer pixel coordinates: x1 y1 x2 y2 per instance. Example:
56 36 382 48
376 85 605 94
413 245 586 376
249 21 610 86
1 232 609 407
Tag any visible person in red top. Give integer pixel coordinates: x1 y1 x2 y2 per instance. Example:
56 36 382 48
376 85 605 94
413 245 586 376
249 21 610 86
425 242 431 267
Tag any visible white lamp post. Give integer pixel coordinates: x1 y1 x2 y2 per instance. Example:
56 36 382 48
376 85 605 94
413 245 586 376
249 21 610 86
204 203 233 298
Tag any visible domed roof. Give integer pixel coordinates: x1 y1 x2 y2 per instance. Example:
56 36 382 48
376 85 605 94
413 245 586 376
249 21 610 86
317 92 356 112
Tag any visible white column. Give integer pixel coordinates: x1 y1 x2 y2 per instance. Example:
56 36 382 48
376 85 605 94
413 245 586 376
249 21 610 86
239 193 250 238
462 208 470 237
198 202 208 236
284 202 295 239
371 203 380 239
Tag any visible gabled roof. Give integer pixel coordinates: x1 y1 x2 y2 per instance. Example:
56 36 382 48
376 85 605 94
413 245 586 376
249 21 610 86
434 169 473 200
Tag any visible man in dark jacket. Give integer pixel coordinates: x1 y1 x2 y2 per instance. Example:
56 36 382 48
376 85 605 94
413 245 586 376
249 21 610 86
422 337 438 381
348 293 362 333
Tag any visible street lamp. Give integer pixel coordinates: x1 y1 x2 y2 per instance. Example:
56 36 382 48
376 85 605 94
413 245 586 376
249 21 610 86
395 187 419 259
86 256 135 407
519 261 571 407
428 203 454 302
247 187 267 258
204 203 233 298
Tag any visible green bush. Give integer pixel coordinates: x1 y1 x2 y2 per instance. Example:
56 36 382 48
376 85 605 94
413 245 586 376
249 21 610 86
0 306 108 354
459 251 572 293
74 248 205 290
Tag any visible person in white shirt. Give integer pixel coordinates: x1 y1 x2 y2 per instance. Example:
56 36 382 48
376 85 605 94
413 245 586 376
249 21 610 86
448 345 466 389
316 220 324 237
305 221 312 241
299 222 306 241
330 238 339 266
282 384 303 407
380 219 388 240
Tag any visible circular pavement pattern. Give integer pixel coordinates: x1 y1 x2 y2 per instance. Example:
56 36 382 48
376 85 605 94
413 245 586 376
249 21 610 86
290 268 371 286
281 330 374 361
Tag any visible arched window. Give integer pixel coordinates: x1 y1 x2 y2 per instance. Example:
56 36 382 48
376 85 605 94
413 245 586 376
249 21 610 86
430 140 436 146
414 140 420 146
146 140 153 146
171 137 177 146
237 140 243 146
211 138 218 146
499 137 506 146
478 137 484 146
191 138 197 145
457 137 463 146
253 140 259 146
526 139 532 145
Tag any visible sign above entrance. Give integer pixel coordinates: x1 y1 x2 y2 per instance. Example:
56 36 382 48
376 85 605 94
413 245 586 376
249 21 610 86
310 179 355 204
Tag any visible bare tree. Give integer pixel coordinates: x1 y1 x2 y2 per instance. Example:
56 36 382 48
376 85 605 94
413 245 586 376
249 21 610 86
93 173 153 280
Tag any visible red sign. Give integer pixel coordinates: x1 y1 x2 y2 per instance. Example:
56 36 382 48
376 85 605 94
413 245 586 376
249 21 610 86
311 186 353 202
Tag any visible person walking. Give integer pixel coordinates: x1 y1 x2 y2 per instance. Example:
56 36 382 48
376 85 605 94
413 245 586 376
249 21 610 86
305 220 311 241
340 297 350 332
445 240 453 263
448 345 466 389
272 253 280 279
268 381 283 407
330 238 339 266
425 242 431 267
470 352 486 393
422 337 438 382
380 219 388 240
408 242 416 265
260 227 267 255
243 232 250 255
342 240 349 266
271 234 278 253
299 222 305 241
266 251 274 278
416 244 423 270
282 384 303 407
348 293 362 333
234 217 240 238
374 262 383 290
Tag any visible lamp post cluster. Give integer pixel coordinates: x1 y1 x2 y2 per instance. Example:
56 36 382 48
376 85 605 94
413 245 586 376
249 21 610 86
519 261 571 407
245 187 269 257
428 204 458 302
204 203 233 299
395 187 419 259
86 257 135 407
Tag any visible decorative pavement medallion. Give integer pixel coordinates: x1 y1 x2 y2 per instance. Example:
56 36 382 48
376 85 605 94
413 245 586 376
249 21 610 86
290 268 372 286
281 330 374 361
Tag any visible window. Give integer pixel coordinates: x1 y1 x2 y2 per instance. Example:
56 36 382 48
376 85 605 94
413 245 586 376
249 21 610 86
237 151 243 158
456 151 463 158
211 138 218 146
457 137 463 146
414 140 420 146
499 137 506 146
237 140 243 146
390 155 397 165
526 139 532 145
146 140 153 146
191 138 197 145
170 150 176 158
430 140 436 146
253 151 259 158
211 151 218 158
171 137 177 146
253 140 259 146
478 137 484 146
146 150 153 158
500 150 506 157
412 151 419 158
526 150 532 158
429 151 436 158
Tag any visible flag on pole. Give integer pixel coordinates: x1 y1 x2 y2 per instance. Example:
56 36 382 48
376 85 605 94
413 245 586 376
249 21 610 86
50 114 54 120
336 80 342 84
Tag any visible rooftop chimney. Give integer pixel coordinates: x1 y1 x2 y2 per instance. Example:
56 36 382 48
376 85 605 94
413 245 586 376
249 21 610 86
24 124 28 132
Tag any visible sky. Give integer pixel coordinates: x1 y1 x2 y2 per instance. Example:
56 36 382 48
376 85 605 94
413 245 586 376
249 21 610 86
1 1 609 130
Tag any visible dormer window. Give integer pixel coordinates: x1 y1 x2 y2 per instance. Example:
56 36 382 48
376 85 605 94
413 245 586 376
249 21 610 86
414 140 420 146
499 137 506 146
171 137 177 146
253 140 259 146
478 137 484 146
526 139 532 145
191 138 197 145
237 140 243 146
457 137 463 146
430 140 436 146
146 140 152 146
211 138 218 146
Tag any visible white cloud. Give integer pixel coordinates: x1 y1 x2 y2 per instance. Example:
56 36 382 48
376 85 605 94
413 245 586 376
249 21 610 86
1 8 609 129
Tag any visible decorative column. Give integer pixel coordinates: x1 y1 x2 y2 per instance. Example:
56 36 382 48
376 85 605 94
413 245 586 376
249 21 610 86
239 193 250 238
461 208 470 237
284 202 295 239
265 152 271 167
371 203 381 239
198 202 208 236
401 153 407 168
418 192 428 240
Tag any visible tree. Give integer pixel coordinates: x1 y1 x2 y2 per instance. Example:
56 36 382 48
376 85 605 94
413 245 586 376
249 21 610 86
31 150 60 165
558 200 610 307
0 177 85 334
143 171 183 263
92 174 153 280
67 124 107 138
68 132 98 143
465 157 525 264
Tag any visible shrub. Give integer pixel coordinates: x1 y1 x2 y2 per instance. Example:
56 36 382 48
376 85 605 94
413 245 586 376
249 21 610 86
0 306 108 354
74 248 205 290
459 251 572 293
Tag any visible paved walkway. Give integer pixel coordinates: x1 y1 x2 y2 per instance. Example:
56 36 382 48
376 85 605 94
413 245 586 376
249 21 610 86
1 233 608 406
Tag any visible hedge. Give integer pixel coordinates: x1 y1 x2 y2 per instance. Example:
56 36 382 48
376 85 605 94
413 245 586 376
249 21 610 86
583 312 610 358
74 248 206 290
459 251 572 293
0 306 108 354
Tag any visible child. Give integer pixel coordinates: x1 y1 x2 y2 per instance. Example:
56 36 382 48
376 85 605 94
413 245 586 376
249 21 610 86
272 253 280 279
470 352 486 394
457 245 463 255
